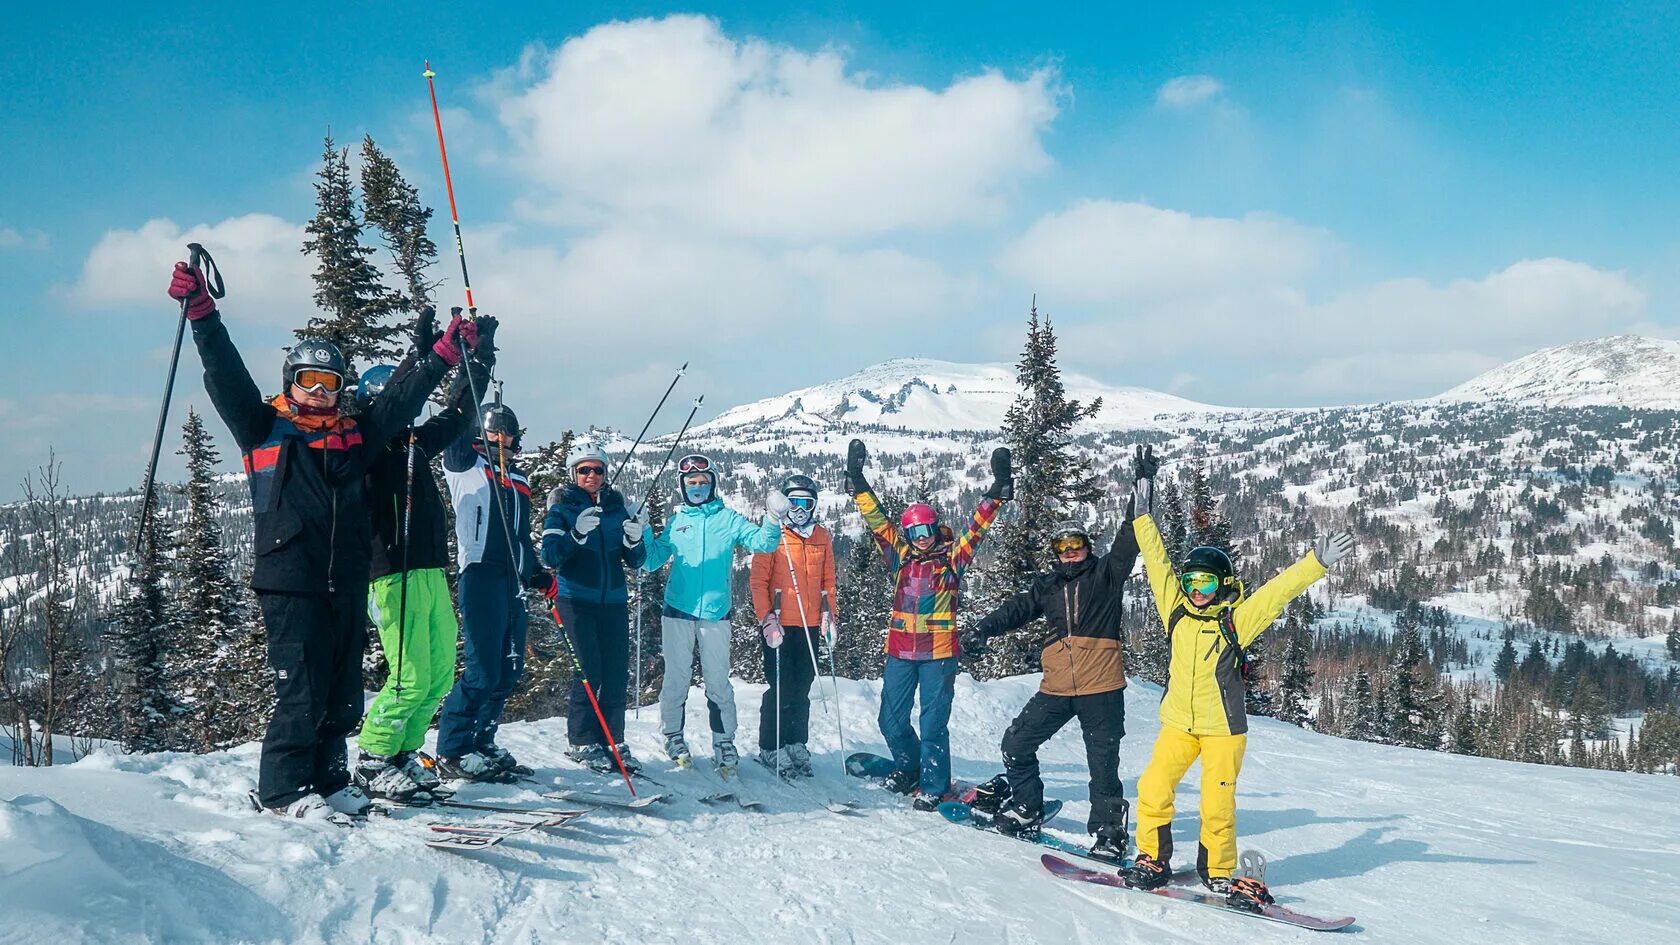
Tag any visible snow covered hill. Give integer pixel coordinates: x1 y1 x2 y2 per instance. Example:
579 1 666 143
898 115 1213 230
1438 335 1680 409
696 358 1230 437
4 672 1677 945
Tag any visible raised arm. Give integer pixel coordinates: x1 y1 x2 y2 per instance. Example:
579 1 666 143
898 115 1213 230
853 487 906 572
949 497 1002 573
1232 532 1349 646
1133 515 1184 633
189 313 273 452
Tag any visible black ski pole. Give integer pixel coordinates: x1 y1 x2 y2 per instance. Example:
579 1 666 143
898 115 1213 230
393 426 416 694
633 395 705 518
137 242 223 553
608 362 687 491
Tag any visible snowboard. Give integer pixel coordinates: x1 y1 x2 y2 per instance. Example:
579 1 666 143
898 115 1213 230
939 799 1106 862
844 752 977 803
1039 854 1356 932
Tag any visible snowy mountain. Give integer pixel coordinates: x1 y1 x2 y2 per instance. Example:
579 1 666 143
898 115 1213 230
5 671 1677 944
695 358 1230 437
1438 335 1680 409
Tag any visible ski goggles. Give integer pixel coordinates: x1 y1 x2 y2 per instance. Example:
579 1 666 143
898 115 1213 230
678 455 712 473
905 522 937 543
573 464 606 477
1181 571 1223 596
1050 534 1088 554
292 369 344 393
788 496 816 510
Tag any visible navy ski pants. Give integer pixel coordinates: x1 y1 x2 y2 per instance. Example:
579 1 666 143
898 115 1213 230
437 563 527 759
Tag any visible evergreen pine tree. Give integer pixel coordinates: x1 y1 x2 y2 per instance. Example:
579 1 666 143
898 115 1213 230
1667 624 1680 663
170 410 266 750
1348 668 1381 742
359 135 438 315
300 133 404 363
1450 696 1479 755
107 486 183 752
1493 635 1518 683
1385 618 1445 749
1274 612 1314 727
970 302 1104 677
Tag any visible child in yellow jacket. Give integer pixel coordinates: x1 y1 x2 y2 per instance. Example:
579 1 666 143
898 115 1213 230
1123 446 1355 913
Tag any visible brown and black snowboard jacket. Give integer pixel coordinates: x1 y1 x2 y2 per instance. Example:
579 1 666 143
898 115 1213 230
970 522 1139 696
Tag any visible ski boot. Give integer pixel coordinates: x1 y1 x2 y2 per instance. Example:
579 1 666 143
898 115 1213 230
438 751 517 783
250 791 348 824
1226 876 1275 914
994 801 1046 839
1125 852 1172 890
323 784 372 817
970 773 1011 815
483 744 533 778
757 747 792 778
353 751 422 803
613 744 643 775
713 739 740 777
397 750 448 797
1088 824 1129 864
785 743 814 778
882 768 920 796
664 733 692 768
567 742 610 772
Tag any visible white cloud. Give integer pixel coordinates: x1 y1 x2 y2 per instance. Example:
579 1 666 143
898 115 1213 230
65 215 313 327
0 226 48 251
999 200 1331 302
1156 74 1224 108
490 15 1060 240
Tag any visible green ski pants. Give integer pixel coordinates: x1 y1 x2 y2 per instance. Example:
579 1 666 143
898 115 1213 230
357 568 459 756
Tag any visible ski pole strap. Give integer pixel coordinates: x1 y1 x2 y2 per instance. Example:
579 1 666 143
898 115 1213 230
186 242 226 300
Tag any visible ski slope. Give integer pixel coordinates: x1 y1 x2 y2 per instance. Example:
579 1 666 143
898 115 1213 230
2 673 1676 944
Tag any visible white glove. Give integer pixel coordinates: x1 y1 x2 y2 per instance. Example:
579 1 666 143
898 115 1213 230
572 506 602 542
820 612 838 649
766 489 792 521
622 504 648 545
1314 530 1355 568
759 612 784 648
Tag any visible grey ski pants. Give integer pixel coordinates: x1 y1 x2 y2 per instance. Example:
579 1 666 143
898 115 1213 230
658 615 737 743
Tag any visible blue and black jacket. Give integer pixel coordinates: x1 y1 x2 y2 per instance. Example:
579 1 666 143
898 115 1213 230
540 485 648 604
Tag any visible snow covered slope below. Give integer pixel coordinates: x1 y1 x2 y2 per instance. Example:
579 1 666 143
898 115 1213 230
696 358 1232 436
1437 335 1680 408
3 673 1676 945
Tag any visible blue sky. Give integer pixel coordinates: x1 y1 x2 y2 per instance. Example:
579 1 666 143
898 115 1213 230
3 2 1678 497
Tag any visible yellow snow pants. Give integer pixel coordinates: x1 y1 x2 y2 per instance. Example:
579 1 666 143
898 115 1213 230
1134 725 1247 880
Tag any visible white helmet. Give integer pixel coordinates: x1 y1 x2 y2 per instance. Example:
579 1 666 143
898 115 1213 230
568 442 611 475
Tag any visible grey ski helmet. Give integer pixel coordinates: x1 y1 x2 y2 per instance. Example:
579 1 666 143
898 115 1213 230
568 442 611 475
282 338 348 393
780 473 819 500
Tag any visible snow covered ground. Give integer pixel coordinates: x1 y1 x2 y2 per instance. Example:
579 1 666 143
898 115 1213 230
3 672 1678 944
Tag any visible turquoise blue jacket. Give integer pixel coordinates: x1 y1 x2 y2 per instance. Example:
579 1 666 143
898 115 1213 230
643 498 782 620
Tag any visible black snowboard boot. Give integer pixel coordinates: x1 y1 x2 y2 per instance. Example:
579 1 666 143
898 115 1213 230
1088 824 1129 863
883 768 919 796
994 801 1045 839
970 773 1012 815
1125 852 1172 890
1226 876 1275 914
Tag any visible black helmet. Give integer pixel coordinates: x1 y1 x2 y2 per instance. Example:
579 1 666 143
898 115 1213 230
1183 545 1239 598
282 338 347 392
1048 520 1089 552
478 403 521 451
780 473 819 500
356 364 397 405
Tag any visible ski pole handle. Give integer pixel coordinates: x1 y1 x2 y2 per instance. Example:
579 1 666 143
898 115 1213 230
186 242 226 300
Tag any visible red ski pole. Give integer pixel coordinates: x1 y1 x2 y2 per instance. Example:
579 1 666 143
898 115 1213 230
549 605 636 796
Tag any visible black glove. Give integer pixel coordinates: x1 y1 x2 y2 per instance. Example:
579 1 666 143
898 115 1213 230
845 439 870 495
959 628 991 658
1133 444 1160 482
983 447 1013 501
412 305 439 354
471 314 498 368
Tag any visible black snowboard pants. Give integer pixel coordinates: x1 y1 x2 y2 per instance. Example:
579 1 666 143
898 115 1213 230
1001 687 1126 834
759 625 819 751
257 589 368 808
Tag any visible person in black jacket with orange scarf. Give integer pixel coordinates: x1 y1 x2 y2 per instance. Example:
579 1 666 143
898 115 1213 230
962 509 1142 861
166 261 471 820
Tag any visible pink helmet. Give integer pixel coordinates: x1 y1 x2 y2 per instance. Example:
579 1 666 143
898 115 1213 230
901 503 939 529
